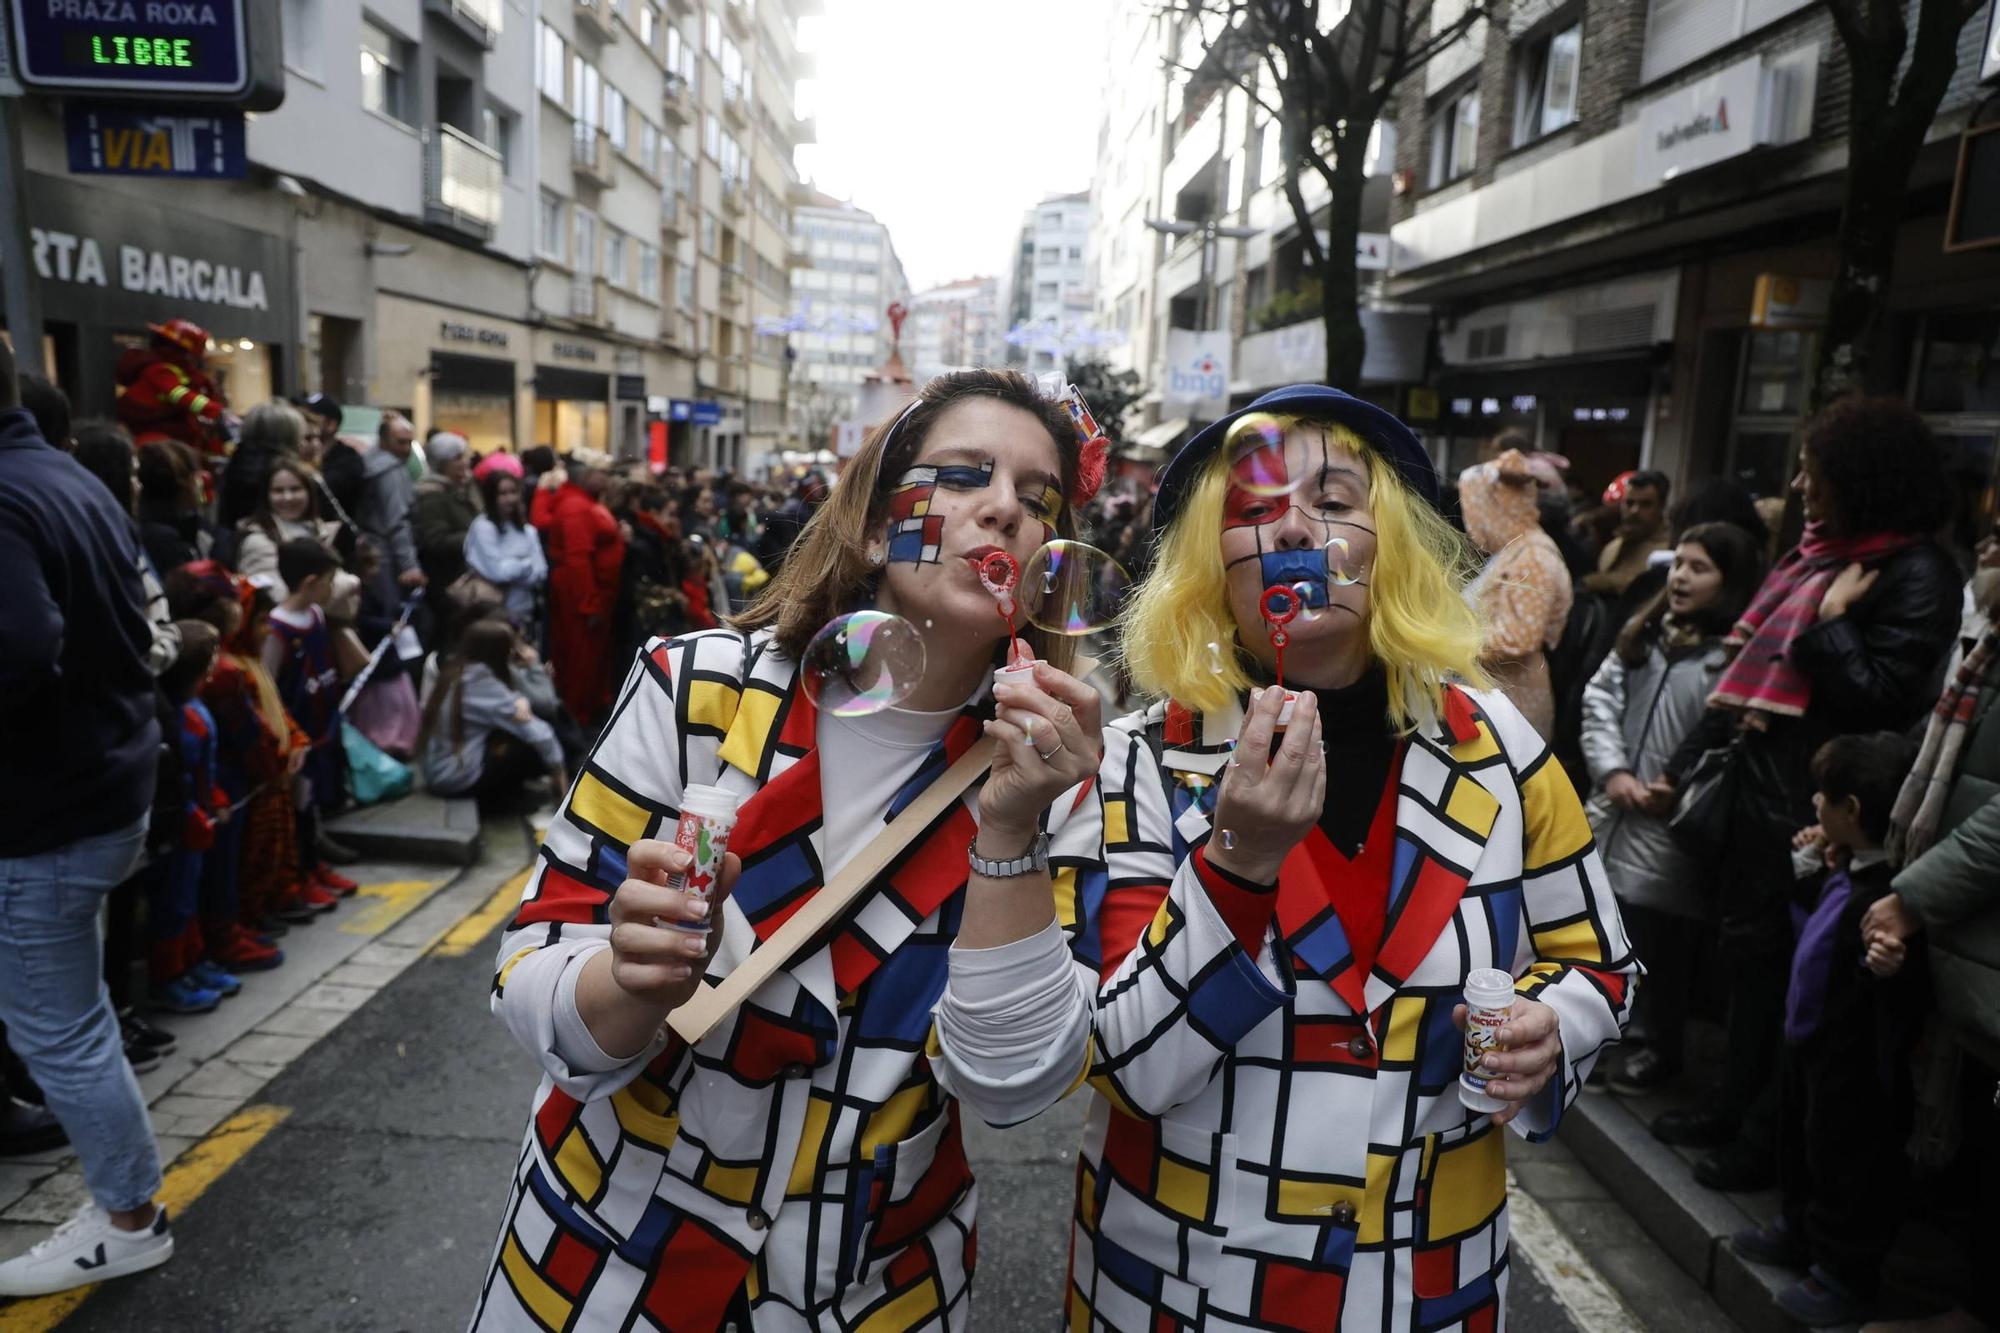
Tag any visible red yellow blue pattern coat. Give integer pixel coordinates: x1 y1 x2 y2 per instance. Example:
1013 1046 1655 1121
1018 685 1638 1332
472 629 1037 1332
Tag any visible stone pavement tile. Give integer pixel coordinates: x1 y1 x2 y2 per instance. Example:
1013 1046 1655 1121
348 940 425 969
0 1162 54 1213
153 1133 197 1167
4 1167 88 1224
322 960 401 991
150 1094 241 1138
225 1033 317 1066
172 1061 268 1101
228 1060 286 1081
293 981 375 1013
1509 1147 1611 1202
252 1004 348 1039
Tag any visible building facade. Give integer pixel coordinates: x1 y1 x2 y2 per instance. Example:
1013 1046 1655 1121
787 195 911 439
1385 0 2000 531
1002 191 1095 373
907 276 1000 383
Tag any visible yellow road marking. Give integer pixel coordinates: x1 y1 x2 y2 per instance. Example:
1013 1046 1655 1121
431 865 533 958
0 1104 292 1331
336 878 445 936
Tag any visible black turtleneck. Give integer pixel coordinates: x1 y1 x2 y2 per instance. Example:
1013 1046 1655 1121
1310 666 1396 859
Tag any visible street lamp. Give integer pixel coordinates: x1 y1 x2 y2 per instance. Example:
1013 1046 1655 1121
1145 216 1260 332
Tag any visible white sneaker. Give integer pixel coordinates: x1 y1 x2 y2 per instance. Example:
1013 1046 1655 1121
0 1202 173 1297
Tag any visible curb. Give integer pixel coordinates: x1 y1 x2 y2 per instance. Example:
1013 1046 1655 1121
1564 1093 1804 1333
326 791 483 865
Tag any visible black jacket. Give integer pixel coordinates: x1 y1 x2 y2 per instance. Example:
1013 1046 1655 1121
320 441 366 523
0 407 160 855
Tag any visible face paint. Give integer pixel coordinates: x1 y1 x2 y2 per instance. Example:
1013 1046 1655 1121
884 465 946 566
1258 548 1328 609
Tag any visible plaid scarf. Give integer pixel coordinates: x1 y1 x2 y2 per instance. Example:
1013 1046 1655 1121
1889 621 2000 865
1710 524 1921 718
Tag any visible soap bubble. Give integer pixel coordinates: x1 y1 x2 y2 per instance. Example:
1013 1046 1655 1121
1207 641 1226 674
1326 536 1362 587
801 611 927 717
1290 581 1319 623
1226 413 1303 498
1021 541 1131 635
1219 829 1238 850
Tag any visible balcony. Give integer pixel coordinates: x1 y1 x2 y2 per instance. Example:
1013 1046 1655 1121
570 276 608 323
720 175 747 215
574 0 620 42
786 236 809 268
425 124 504 239
660 191 689 239
424 0 502 45
662 310 695 350
724 0 753 39
790 114 816 147
572 127 616 188
719 265 745 305
716 360 743 394
662 72 693 126
720 79 748 128
664 0 693 13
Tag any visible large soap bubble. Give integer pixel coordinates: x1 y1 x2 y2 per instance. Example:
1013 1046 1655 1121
1020 540 1131 635
801 611 927 716
1227 413 1304 499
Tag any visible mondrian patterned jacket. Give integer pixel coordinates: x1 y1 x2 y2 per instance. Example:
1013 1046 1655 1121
1043 684 1638 1332
472 628 1028 1333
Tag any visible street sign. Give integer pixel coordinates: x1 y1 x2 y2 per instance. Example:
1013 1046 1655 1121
63 102 242 177
6 0 283 109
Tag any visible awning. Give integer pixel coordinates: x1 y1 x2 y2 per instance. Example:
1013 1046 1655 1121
1132 417 1191 450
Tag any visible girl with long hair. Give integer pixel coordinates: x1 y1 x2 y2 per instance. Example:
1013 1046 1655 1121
418 619 566 801
464 469 549 631
934 385 1637 1332
1579 522 1763 1093
471 369 1108 1330
234 458 350 598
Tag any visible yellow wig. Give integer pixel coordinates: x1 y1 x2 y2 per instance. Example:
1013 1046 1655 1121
1120 418 1489 731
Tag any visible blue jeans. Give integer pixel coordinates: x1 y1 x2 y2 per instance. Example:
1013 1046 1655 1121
0 819 160 1213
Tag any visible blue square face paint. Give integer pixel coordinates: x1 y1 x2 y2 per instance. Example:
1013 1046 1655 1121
883 459 995 566
1259 548 1329 609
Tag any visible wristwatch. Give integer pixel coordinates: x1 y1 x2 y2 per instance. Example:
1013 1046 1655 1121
968 832 1050 879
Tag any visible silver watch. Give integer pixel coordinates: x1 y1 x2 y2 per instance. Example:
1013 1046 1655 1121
968 832 1049 879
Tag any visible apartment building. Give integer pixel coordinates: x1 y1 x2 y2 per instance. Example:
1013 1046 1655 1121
788 195 911 426
1387 0 2000 527
999 192 1094 373
1086 3 1420 455
907 276 1001 382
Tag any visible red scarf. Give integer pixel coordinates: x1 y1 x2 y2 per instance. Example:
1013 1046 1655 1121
1710 523 1921 718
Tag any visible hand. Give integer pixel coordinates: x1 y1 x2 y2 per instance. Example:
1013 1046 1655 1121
1604 771 1648 811
1860 891 1922 946
605 838 741 1010
285 748 307 777
979 662 1104 853
1635 777 1676 817
511 695 534 724
1454 996 1562 1127
1818 562 1879 621
513 643 541 667
1205 688 1326 884
1793 823 1825 852
1864 935 1908 978
398 568 428 589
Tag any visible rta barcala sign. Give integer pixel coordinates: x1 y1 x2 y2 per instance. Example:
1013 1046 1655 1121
6 0 283 109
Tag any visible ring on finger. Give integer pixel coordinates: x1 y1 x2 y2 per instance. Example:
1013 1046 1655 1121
1036 739 1068 762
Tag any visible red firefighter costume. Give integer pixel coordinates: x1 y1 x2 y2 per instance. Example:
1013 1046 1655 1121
117 319 230 455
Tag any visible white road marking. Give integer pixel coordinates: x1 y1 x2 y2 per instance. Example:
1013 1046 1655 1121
1507 1170 1641 1329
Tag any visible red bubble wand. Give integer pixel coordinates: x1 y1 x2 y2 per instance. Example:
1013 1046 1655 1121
1259 584 1300 692
979 551 1030 668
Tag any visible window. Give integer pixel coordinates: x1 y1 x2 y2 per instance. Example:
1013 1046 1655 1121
639 2 658 49
640 119 660 174
537 21 566 101
538 191 565 262
571 56 601 130
573 208 598 277
281 0 320 78
704 112 721 160
1513 22 1580 145
701 212 717 256
1067 246 1083 261
1036 282 1059 301
359 19 409 123
483 107 518 175
705 10 722 57
1038 246 1060 264
639 243 660 300
676 262 694 309
605 229 628 285
604 83 628 151
1427 86 1479 187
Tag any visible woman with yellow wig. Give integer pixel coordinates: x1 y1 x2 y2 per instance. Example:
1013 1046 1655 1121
933 385 1637 1331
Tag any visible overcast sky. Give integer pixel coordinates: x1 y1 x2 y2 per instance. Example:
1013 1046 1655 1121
794 0 1114 293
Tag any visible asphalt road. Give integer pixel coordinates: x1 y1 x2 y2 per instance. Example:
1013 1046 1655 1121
59 916 1588 1332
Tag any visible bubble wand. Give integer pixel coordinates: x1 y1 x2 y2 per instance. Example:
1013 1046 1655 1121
978 551 1032 670
1259 584 1301 727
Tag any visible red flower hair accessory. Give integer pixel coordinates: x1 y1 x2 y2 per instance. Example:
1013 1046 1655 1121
1039 375 1110 508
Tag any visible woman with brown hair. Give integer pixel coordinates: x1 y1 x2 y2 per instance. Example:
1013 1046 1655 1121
471 369 1110 1331
418 618 567 802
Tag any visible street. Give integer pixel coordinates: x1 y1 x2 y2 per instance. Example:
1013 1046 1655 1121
0 825 1720 1333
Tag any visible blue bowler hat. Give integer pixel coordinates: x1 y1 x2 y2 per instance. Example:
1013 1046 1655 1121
1151 384 1440 534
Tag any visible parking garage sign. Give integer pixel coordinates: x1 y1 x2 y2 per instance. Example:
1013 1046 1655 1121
7 1 282 108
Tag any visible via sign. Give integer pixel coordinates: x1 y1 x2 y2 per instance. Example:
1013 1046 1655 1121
8 1 283 109
64 103 245 177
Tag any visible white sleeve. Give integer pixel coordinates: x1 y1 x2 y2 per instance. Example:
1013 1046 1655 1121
933 919 1091 1126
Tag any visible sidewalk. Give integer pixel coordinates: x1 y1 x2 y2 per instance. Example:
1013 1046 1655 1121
0 813 537 1265
1566 1031 1973 1333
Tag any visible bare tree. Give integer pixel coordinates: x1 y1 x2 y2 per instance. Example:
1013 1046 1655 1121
1813 0 1989 409
1163 1 1487 388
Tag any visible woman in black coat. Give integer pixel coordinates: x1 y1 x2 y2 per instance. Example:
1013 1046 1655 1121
1650 396 1960 1189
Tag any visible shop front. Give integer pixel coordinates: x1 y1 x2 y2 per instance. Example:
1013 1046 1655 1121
532 331 613 456
371 293 531 453
5 171 295 422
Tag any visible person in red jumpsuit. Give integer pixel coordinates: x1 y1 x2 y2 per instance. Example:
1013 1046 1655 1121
115 319 235 456
544 449 626 729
